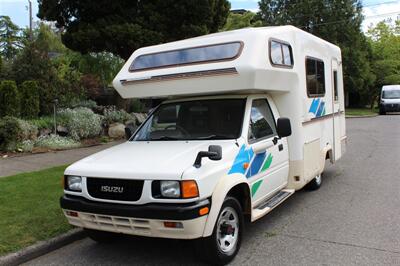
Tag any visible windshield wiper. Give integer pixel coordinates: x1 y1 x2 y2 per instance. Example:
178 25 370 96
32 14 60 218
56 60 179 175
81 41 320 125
197 134 233 140
150 136 181 141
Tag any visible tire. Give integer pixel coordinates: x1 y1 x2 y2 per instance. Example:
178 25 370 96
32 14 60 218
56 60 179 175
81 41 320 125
195 197 243 265
305 173 322 191
379 108 386 115
85 229 120 243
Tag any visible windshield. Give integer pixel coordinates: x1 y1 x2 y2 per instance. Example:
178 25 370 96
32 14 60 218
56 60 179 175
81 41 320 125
382 90 400 99
133 99 246 141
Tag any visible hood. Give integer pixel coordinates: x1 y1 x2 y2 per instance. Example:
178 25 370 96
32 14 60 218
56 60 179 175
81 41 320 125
65 140 237 180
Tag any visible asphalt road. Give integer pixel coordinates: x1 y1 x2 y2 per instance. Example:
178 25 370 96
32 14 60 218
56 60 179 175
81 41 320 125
25 115 400 266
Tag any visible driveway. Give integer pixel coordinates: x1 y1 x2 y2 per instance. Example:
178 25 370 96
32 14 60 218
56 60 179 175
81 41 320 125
0 141 123 178
24 115 400 265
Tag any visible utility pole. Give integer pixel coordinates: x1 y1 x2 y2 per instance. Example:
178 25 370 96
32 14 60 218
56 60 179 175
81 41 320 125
28 0 33 41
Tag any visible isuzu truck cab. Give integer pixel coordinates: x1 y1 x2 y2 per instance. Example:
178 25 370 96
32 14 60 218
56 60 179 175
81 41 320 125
61 26 346 265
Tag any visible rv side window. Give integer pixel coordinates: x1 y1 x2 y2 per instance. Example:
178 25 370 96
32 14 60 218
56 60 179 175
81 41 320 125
333 70 338 101
269 40 293 67
306 58 325 97
248 99 277 142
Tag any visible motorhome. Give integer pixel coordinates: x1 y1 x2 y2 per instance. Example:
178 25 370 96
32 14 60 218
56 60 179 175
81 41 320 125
379 85 400 114
61 26 346 264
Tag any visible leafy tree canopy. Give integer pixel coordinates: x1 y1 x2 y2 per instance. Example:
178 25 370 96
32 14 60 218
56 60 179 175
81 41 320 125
367 20 400 93
222 11 262 31
38 0 231 60
0 16 22 60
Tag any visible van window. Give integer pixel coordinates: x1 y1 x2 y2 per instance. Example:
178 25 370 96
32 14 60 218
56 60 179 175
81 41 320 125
306 58 325 97
333 70 338 101
269 40 293 67
382 90 400 99
248 99 277 142
130 42 242 71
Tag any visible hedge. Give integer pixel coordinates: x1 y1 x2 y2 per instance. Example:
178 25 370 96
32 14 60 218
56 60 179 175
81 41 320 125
20 81 40 118
0 80 20 117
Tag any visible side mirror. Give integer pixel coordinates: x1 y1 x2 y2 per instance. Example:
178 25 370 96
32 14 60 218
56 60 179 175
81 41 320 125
277 118 292 138
124 125 135 140
193 145 222 168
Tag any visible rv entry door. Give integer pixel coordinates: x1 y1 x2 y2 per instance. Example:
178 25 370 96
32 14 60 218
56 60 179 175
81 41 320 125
331 58 342 161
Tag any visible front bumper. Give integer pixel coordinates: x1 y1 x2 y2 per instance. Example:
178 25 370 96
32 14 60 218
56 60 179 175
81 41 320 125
61 195 210 239
381 103 400 112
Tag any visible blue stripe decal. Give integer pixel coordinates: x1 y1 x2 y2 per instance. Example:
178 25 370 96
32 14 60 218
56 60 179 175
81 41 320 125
316 101 325 117
246 152 266 178
228 145 254 175
309 98 320 114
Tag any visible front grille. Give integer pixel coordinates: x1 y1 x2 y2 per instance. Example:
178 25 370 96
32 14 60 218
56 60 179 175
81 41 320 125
86 178 144 201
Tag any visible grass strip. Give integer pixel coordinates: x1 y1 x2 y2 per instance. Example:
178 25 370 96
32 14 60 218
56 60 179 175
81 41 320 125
0 165 71 256
346 108 378 116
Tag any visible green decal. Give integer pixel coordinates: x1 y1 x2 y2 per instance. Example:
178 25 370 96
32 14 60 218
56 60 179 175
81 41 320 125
251 180 263 197
261 153 273 172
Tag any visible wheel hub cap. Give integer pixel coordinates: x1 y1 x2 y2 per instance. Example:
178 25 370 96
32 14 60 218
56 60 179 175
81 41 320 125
216 206 239 254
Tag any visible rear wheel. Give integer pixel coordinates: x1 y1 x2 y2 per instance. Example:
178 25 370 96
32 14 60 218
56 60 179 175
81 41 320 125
305 173 322 191
85 229 120 243
195 197 243 265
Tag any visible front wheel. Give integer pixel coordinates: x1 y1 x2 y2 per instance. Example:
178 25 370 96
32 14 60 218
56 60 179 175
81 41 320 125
195 197 243 265
305 173 322 191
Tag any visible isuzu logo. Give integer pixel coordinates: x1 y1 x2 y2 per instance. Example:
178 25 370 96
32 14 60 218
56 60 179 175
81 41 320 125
100 185 124 193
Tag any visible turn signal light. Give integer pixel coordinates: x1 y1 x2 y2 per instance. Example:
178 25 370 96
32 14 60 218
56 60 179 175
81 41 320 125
164 221 183 228
199 207 209 216
181 180 199 198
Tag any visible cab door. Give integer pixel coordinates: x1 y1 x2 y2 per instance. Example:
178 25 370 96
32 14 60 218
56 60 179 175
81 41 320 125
246 98 289 205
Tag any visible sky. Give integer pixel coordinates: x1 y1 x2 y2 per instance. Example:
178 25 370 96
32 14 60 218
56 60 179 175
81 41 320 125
1 0 399 32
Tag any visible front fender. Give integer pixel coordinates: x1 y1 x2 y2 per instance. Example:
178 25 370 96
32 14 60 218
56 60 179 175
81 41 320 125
202 173 250 237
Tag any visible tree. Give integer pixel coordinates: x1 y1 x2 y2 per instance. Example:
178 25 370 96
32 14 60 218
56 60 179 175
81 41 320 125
0 80 20 117
222 11 263 31
0 16 22 60
38 0 231 60
20 81 40 118
366 20 400 105
257 0 375 107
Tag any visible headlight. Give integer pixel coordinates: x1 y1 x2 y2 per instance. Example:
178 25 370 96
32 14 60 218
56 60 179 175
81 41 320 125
66 176 82 192
160 181 180 198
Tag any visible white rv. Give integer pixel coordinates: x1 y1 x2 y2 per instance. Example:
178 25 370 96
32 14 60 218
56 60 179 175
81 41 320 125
61 26 346 264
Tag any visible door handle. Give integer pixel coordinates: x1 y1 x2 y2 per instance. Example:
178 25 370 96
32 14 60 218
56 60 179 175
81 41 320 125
278 144 283 151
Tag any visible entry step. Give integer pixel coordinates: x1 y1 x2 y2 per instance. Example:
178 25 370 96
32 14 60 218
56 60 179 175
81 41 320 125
252 189 295 221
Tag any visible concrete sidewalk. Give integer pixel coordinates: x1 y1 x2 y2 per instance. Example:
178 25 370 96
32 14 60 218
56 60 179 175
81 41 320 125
0 141 123 178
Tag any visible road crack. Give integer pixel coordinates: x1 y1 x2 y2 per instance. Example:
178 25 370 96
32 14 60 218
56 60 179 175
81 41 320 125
280 233 400 255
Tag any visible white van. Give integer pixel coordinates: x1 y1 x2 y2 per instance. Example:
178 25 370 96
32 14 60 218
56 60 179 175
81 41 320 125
61 26 346 264
379 85 400 115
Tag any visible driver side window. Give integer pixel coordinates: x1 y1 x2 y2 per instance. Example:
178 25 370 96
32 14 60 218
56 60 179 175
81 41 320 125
248 99 277 142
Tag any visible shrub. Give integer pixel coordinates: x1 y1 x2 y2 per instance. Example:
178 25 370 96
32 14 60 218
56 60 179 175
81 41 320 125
17 119 38 141
0 80 20 117
58 107 102 140
35 134 80 150
103 106 133 124
18 140 35 152
19 81 40 118
0 116 21 151
29 116 54 131
69 99 98 109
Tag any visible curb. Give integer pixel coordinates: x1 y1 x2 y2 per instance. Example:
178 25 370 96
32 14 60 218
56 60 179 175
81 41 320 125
0 228 86 266
346 114 378 118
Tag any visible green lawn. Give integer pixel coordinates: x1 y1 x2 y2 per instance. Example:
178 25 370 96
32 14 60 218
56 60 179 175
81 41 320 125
346 108 378 116
0 165 71 256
